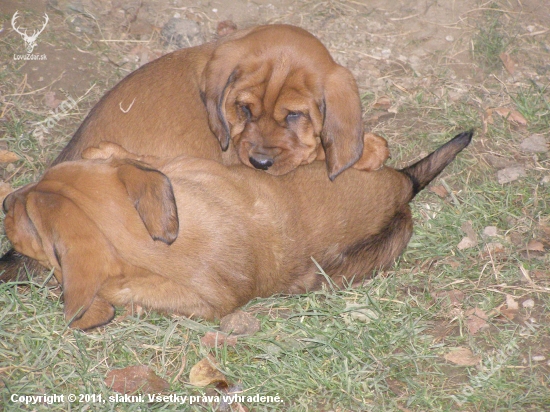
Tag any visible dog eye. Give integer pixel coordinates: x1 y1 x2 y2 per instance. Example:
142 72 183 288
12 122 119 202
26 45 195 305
241 105 251 119
286 111 302 121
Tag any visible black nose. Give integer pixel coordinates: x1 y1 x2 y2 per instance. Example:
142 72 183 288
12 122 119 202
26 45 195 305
249 155 274 170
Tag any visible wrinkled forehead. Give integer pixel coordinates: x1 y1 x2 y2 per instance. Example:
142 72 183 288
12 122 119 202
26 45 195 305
231 60 323 112
43 158 116 179
242 25 333 60
33 159 120 193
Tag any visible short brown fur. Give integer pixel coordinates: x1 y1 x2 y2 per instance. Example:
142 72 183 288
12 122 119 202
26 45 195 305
54 24 385 177
0 24 389 284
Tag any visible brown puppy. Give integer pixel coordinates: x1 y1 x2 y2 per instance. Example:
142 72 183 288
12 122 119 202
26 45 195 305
3 132 472 330
54 24 380 178
0 24 389 283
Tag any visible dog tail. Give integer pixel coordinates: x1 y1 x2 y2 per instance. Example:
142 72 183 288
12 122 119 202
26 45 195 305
401 130 473 199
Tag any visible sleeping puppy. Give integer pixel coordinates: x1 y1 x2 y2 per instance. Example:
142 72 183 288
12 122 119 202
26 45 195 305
2 131 472 330
54 24 378 179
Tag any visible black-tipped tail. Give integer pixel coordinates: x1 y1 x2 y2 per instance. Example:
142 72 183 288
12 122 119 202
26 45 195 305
401 130 473 199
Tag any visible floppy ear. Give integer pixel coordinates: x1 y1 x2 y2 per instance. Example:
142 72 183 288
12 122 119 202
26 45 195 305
201 59 239 151
25 192 115 329
2 190 45 261
116 162 179 245
321 66 364 180
201 28 257 150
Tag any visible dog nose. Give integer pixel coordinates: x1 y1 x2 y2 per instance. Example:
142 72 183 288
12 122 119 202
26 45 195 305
249 154 274 170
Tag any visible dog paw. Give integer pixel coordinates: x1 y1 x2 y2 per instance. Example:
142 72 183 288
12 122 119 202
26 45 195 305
82 142 136 160
68 297 115 330
353 133 390 171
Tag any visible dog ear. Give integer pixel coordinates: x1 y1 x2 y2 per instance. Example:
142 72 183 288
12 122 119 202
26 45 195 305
201 58 239 151
116 162 179 245
320 66 364 180
2 190 46 262
24 191 115 329
201 28 256 150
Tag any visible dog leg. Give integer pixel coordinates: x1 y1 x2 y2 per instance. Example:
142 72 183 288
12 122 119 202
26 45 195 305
323 206 413 287
352 133 390 172
68 296 115 330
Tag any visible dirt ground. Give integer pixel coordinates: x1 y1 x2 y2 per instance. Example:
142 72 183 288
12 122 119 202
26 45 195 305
2 0 543 96
1 0 549 410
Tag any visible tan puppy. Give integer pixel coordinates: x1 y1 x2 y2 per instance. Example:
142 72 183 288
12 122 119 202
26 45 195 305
54 24 383 178
3 132 472 330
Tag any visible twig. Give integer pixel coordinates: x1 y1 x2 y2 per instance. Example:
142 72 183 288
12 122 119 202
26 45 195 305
4 72 65 97
439 178 460 207
99 39 151 43
390 13 420 21
119 97 136 113
519 28 549 37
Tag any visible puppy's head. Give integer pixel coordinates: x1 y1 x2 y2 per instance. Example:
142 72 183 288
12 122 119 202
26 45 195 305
202 24 364 180
2 156 179 329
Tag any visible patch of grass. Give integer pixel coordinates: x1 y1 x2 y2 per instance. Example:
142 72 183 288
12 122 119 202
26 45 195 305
472 6 511 72
511 83 550 130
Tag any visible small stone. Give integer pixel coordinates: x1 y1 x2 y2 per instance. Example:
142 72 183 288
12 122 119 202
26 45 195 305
457 236 477 250
522 299 535 308
217 20 237 37
162 18 202 48
497 166 526 184
483 226 499 237
445 35 454 42
484 154 516 169
343 303 379 324
532 355 546 362
485 242 504 254
519 134 548 153
220 311 260 336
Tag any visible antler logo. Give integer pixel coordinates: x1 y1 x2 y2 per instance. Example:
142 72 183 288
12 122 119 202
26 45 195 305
11 11 49 54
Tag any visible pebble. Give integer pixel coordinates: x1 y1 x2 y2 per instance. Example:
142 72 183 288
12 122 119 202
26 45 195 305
519 134 548 153
497 166 526 184
381 48 391 58
483 226 499 237
161 18 202 48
